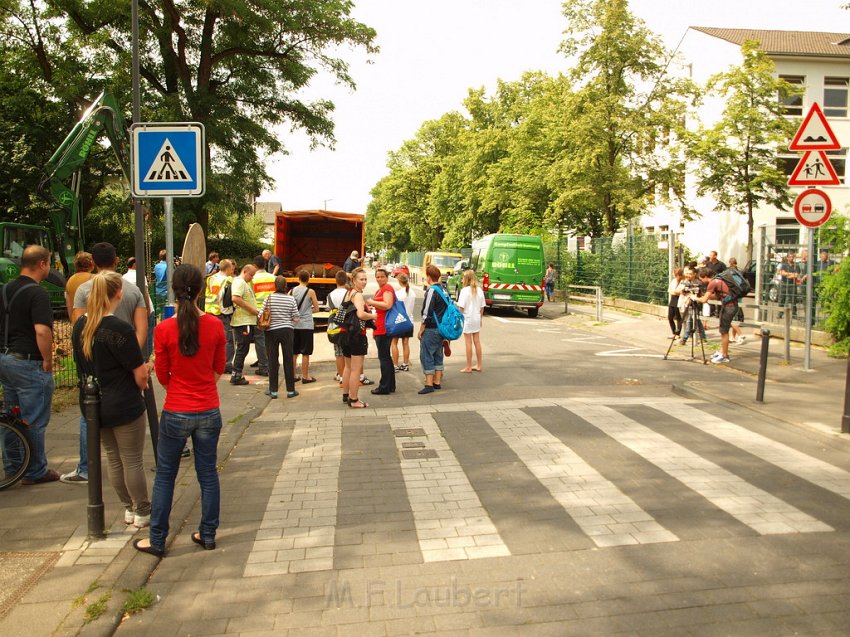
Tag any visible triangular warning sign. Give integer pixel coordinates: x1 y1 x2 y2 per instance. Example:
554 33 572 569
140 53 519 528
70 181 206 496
788 150 841 186
789 103 841 151
144 139 192 182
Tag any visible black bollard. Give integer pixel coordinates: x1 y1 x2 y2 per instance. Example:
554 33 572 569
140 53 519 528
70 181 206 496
756 328 770 403
83 378 105 539
841 342 850 434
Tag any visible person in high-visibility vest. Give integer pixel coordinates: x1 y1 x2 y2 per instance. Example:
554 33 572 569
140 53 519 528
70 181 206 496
250 255 275 375
205 258 235 373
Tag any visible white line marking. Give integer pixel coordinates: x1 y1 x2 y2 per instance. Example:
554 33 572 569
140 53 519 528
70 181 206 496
596 347 664 358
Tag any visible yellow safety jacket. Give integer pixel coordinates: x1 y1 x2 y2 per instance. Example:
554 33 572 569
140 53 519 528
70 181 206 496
205 272 227 315
252 270 276 309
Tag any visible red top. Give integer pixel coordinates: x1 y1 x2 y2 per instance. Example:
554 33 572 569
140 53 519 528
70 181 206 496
154 313 226 412
372 283 395 336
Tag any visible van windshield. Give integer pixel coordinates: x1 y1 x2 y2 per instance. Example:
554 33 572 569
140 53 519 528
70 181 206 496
430 254 461 268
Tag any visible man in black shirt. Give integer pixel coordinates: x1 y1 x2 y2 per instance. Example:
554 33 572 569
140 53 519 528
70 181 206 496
0 245 58 484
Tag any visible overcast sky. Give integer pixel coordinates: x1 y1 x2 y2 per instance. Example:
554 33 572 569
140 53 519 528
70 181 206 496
259 0 850 214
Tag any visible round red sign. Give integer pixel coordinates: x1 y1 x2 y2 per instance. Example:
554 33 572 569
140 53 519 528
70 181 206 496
793 188 832 228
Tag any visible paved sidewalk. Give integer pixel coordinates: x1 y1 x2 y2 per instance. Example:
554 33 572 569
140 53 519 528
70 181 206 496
1 300 847 637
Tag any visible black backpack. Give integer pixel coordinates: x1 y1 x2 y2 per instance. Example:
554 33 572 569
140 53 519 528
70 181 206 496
220 280 233 310
715 269 750 303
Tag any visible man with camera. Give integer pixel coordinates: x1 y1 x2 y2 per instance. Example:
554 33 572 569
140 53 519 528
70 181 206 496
677 267 706 345
695 267 736 364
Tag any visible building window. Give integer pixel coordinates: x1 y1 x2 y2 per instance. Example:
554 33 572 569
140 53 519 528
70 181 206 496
826 147 847 183
779 75 805 116
776 219 800 245
777 153 798 178
824 77 849 118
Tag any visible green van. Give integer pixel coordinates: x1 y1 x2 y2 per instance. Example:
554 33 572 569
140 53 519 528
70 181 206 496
446 233 545 317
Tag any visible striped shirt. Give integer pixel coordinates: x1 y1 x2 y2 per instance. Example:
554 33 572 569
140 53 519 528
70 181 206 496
262 292 300 330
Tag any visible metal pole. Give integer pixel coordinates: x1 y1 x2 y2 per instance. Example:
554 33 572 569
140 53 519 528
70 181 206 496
784 306 791 364
803 230 814 370
842 343 850 434
165 196 175 307
756 328 770 403
596 287 603 322
83 379 105 539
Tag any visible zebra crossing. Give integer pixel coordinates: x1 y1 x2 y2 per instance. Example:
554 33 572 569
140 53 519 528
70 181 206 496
243 397 850 577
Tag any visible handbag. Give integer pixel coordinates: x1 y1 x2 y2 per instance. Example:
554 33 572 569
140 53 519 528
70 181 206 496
384 298 412 337
256 298 272 331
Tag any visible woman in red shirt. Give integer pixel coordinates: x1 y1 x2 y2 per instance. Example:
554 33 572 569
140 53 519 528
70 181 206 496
134 264 226 557
368 268 396 395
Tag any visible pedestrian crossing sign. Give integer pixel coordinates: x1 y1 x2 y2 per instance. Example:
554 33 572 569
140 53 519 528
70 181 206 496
131 123 205 197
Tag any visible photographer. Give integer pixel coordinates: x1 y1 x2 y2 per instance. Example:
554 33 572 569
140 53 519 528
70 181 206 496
678 267 706 345
695 267 736 364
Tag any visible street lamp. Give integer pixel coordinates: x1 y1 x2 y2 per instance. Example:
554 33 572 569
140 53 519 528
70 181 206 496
323 198 333 210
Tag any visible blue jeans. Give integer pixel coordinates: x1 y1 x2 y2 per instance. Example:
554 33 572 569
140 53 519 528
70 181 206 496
545 281 554 299
0 354 54 480
149 408 222 551
252 327 268 373
419 328 445 375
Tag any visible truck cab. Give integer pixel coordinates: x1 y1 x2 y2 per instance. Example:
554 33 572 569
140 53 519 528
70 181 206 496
0 222 67 310
422 251 463 284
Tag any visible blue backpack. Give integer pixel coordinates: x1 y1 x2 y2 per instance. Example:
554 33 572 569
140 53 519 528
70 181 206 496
430 285 464 341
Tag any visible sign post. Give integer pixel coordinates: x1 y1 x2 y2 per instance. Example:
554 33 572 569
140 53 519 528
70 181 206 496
788 104 839 371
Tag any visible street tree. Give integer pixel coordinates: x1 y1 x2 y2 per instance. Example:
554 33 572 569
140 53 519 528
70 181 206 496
687 40 797 264
1 0 377 236
558 0 695 236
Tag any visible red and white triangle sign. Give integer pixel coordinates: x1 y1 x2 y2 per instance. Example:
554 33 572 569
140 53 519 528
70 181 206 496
788 150 841 186
789 102 840 151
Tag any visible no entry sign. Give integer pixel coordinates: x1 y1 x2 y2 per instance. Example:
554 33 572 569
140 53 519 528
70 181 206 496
793 188 832 228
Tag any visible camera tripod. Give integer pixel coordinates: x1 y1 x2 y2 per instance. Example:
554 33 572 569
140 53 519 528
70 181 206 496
664 302 708 364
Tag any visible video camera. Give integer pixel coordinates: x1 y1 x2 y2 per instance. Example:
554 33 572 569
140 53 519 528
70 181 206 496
680 281 700 295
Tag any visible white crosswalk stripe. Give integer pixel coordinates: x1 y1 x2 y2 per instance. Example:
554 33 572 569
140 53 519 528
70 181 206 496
565 403 833 535
666 402 850 502
478 407 677 547
391 413 511 562
244 414 342 577
241 398 845 575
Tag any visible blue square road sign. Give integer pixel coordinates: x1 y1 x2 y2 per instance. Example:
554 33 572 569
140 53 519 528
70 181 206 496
131 123 205 197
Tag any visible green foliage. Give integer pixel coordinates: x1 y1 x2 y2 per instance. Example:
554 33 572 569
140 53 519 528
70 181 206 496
366 0 696 251
0 0 377 241
816 217 850 355
122 587 156 616
206 236 267 268
686 40 797 264
84 591 111 623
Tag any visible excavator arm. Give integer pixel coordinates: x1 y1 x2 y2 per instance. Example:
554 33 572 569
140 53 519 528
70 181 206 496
39 91 131 275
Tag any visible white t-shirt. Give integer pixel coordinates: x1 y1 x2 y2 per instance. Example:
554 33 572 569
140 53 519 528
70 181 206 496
457 286 485 334
327 286 347 310
396 286 416 322
123 270 154 313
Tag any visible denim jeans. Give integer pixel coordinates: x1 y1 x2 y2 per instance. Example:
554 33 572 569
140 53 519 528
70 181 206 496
252 327 268 373
419 328 444 375
217 314 234 370
0 354 54 480
149 408 222 551
374 334 396 392
231 324 253 376
681 307 706 341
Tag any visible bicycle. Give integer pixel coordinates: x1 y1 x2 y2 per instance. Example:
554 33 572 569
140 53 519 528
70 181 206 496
1 403 32 490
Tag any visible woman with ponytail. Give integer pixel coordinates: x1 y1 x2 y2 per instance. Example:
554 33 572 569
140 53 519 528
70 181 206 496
134 264 226 558
72 271 151 528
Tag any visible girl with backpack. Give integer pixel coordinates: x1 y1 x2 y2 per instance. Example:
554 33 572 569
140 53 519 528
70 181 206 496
417 265 449 394
340 268 376 408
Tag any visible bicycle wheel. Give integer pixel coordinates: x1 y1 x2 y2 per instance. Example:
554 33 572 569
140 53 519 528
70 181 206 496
0 416 31 490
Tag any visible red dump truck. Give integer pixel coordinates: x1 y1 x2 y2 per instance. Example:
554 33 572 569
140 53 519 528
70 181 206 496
272 210 365 315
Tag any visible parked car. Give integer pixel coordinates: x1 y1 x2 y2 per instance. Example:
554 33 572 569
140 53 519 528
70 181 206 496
743 259 782 302
391 263 410 278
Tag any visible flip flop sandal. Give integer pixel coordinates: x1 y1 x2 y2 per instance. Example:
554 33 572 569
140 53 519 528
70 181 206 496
348 400 369 408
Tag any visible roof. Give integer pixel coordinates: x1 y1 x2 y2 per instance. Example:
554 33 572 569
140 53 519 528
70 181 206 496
691 27 850 58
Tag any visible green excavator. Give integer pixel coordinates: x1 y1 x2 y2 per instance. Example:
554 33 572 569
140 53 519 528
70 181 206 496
0 91 130 309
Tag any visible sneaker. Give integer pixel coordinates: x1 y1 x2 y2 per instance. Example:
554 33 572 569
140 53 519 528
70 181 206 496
249 361 259 368
360 377 374 386
230 376 249 386
334 373 342 382
394 365 402 372
710 352 723 362
60 470 88 484
711 355 730 364
181 447 191 458
124 509 134 525
400 364 410 371
678 339 687 346
286 390 299 398
736 335 747 345
256 369 269 377
268 391 278 399
418 386 435 395
133 514 151 529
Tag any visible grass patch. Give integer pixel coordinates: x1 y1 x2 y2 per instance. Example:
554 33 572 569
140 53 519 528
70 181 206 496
71 580 101 608
84 591 111 623
122 587 156 616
